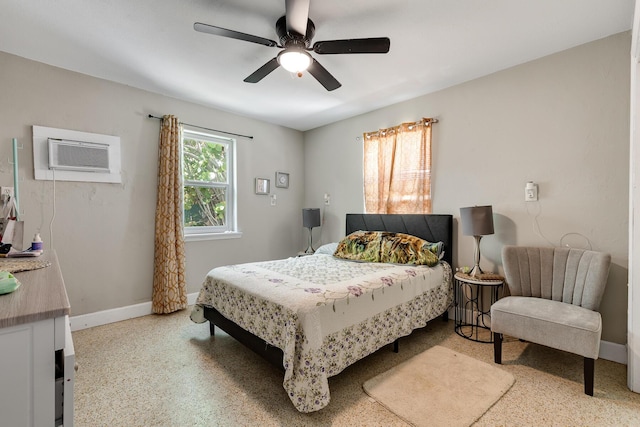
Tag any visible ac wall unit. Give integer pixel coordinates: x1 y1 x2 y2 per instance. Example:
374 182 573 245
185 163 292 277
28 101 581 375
48 138 110 173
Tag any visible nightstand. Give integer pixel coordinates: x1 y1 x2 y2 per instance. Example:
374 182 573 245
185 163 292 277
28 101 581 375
454 272 504 343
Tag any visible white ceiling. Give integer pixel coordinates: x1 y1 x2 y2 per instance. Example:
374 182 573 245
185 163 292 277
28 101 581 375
0 0 634 131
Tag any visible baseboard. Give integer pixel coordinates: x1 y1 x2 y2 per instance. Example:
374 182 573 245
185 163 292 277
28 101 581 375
599 340 627 365
70 292 199 332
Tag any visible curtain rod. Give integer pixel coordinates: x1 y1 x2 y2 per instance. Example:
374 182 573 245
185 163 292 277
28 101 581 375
147 114 253 140
356 117 439 141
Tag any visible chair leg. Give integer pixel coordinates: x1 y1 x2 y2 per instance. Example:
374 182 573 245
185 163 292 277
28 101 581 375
493 332 502 364
584 357 595 396
209 321 215 336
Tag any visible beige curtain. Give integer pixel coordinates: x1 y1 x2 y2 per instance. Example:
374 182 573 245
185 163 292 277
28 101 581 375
363 118 434 214
152 115 187 314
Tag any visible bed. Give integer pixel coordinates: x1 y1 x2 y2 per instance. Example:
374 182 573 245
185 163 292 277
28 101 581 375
191 213 454 412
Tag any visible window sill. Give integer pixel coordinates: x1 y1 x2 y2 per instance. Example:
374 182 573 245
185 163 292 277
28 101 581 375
185 231 242 242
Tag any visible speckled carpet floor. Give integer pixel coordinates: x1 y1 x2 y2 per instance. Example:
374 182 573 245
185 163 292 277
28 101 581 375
72 309 640 426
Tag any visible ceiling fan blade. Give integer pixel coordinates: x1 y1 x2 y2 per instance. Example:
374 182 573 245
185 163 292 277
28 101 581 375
285 0 310 36
313 37 390 54
243 58 280 83
307 58 341 91
194 22 278 48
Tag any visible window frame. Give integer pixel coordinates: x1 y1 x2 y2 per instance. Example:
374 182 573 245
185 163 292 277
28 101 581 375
181 127 239 240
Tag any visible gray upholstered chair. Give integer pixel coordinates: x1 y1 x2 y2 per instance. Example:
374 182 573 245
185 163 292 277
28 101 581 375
491 246 611 396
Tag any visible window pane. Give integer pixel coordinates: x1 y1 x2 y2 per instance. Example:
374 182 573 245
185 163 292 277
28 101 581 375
183 137 227 183
184 185 226 227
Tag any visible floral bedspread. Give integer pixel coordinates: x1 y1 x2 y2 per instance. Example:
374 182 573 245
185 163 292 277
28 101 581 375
193 253 453 412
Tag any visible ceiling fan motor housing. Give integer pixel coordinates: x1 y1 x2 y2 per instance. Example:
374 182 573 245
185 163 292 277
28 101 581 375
276 15 315 48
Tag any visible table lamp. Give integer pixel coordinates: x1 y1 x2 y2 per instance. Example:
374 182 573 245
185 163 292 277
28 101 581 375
302 208 321 254
460 205 494 277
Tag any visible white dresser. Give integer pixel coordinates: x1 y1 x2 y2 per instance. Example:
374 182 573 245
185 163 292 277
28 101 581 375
0 251 74 426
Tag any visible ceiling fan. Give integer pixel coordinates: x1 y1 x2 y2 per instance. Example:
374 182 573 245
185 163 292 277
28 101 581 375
194 0 390 91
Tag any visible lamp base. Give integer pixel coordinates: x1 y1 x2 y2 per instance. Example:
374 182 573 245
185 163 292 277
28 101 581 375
470 235 484 277
304 227 315 254
469 264 484 277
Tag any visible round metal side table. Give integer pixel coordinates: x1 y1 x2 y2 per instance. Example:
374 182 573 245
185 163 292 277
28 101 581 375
454 272 504 343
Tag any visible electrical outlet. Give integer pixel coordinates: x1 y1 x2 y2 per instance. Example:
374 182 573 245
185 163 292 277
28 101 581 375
525 182 538 202
270 194 277 206
324 193 331 206
0 187 13 202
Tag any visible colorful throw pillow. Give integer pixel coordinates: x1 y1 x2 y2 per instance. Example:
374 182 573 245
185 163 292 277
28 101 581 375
379 233 440 266
333 231 442 267
333 231 383 262
423 241 444 259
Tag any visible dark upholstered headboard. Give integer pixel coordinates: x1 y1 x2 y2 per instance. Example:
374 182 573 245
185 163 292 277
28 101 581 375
345 214 453 267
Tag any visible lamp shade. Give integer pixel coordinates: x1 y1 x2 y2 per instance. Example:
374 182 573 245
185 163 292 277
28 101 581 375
302 208 321 228
460 205 494 236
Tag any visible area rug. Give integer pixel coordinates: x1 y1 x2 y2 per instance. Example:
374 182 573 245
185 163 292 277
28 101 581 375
363 345 515 427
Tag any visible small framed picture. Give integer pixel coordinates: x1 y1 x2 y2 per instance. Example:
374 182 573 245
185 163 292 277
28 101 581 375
275 171 289 188
255 178 270 195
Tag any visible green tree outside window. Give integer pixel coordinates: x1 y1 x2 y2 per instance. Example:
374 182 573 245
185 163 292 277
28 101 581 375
183 131 233 231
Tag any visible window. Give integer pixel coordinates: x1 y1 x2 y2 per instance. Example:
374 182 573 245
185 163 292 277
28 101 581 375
363 118 435 214
182 128 237 238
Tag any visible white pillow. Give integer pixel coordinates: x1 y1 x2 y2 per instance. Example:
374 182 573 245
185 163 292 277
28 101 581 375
314 242 338 255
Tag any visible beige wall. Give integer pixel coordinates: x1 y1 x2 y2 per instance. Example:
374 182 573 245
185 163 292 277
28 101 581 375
0 31 630 344
304 32 631 344
0 51 305 316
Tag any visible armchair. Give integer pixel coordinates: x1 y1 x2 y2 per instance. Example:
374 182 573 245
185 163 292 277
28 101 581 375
491 246 611 396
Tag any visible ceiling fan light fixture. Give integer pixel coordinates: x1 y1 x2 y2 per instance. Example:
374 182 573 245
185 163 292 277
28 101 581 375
195 0 389 90
278 49 312 73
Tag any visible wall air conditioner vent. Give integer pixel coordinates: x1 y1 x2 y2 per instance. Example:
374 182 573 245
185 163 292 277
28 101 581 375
33 125 121 183
48 139 110 173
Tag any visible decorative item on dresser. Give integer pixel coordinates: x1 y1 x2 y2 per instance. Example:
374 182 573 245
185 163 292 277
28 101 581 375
302 208 321 254
459 205 495 277
191 213 454 412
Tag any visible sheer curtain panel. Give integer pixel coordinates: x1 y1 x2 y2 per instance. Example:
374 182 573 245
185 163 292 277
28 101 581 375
152 115 187 314
363 118 435 214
